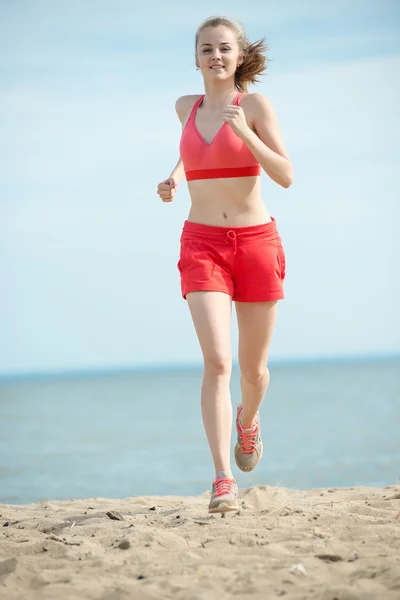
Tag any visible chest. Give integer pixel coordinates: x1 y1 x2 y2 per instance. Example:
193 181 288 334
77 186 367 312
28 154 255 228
194 104 253 147
194 108 227 145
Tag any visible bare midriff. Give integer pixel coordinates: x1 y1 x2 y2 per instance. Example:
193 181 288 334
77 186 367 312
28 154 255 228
187 176 271 228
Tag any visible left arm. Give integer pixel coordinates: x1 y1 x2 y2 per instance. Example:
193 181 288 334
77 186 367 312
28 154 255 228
223 93 293 189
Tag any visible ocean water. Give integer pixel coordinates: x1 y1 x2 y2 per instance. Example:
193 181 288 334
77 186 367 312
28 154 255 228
0 358 399 505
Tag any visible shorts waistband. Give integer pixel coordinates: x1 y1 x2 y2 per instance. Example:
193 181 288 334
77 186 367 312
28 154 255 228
181 218 280 254
182 218 279 242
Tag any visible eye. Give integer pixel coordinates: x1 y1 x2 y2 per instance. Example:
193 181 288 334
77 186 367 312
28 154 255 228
203 49 211 53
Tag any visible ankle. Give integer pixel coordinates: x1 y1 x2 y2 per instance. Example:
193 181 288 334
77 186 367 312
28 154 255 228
240 414 258 429
215 469 234 480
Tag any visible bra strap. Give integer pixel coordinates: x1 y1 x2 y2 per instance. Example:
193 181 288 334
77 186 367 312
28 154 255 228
188 95 205 121
234 92 243 105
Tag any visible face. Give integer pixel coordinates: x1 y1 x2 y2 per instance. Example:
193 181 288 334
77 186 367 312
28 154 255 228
196 25 242 81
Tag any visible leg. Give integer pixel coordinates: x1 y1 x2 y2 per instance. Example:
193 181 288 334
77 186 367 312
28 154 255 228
186 291 233 477
235 301 278 428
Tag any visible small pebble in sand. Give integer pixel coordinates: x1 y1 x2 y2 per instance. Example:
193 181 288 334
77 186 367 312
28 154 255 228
289 563 307 576
106 511 124 521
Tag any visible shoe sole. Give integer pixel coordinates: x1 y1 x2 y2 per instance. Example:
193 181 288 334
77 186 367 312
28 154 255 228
234 440 264 472
208 502 239 514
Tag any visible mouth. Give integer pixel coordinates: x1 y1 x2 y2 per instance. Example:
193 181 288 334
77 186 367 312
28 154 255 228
210 65 225 70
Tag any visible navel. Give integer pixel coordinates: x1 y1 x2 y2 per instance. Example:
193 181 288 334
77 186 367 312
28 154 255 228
223 212 228 219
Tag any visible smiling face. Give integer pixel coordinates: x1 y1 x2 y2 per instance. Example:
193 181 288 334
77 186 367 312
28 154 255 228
196 25 242 83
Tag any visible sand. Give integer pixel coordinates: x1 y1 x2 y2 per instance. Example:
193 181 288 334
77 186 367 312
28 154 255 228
1 484 399 600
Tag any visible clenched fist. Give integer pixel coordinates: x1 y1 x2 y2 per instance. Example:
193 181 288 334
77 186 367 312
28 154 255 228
157 177 177 203
223 104 250 139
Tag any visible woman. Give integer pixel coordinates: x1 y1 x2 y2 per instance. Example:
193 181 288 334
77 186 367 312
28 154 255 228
157 16 293 513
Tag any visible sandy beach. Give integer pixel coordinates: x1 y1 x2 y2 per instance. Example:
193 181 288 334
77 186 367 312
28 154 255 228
1 484 399 600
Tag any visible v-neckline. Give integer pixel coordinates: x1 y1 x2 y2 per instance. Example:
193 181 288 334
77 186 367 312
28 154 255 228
193 93 240 147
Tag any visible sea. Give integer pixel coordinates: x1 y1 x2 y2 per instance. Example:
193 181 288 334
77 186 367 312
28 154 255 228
0 357 399 505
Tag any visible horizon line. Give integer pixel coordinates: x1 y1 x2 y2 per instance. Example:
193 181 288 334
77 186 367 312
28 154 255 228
0 351 399 383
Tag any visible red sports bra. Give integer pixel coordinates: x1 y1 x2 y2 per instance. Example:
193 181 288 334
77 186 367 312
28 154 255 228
179 92 260 181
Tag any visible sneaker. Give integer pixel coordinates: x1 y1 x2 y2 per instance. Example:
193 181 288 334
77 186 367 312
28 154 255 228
234 404 263 472
208 471 239 513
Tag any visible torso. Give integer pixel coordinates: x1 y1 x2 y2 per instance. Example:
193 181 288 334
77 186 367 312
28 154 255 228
179 93 271 227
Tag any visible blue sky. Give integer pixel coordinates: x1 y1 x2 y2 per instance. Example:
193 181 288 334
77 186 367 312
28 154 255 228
1 0 399 376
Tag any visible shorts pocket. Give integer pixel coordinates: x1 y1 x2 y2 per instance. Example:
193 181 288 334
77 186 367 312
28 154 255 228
276 243 286 280
178 240 193 272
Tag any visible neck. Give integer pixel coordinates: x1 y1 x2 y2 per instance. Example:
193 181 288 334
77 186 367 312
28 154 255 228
201 83 238 110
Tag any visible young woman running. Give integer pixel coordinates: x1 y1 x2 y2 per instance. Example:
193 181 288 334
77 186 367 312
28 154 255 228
157 16 293 513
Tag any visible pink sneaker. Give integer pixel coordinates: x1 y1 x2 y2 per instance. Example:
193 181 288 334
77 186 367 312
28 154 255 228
234 404 263 472
208 471 239 513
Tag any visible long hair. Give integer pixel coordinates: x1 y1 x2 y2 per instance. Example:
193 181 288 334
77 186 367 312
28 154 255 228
195 16 269 92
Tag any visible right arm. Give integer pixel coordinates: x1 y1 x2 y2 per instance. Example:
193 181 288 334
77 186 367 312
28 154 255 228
168 156 185 186
169 96 193 183
157 95 201 203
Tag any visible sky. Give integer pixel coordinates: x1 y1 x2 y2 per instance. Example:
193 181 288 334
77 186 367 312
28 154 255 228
1 0 399 377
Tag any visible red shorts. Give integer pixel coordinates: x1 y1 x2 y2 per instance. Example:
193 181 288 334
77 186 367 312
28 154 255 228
177 218 286 302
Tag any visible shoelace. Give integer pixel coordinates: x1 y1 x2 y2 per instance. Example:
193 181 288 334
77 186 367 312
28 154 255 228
238 423 258 454
213 477 236 497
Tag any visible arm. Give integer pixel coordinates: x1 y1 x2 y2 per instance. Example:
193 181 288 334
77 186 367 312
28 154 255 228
171 94 202 185
243 94 293 188
157 96 194 202
158 95 201 201
224 93 294 189
165 97 191 186
169 156 185 185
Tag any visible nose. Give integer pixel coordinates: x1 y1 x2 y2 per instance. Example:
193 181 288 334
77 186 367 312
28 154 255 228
211 48 222 59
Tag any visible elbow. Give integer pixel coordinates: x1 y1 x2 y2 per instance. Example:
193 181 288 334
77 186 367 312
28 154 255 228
281 171 294 189
282 162 294 189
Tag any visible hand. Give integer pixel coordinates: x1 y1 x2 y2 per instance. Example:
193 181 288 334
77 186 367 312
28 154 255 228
223 105 251 139
157 177 177 203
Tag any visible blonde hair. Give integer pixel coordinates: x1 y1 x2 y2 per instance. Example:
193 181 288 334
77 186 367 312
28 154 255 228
195 16 269 92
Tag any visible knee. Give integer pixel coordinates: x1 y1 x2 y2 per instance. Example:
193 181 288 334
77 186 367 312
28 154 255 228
240 365 269 385
204 354 232 378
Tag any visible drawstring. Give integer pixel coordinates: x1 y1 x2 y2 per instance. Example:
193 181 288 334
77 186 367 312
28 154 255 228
225 230 238 255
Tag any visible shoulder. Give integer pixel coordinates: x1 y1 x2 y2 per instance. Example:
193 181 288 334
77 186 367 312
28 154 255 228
240 92 276 120
175 94 203 124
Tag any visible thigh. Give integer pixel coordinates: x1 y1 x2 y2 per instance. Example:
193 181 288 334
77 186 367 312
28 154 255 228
235 301 278 375
186 291 232 365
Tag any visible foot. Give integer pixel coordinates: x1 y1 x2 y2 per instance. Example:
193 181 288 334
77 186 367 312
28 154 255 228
234 404 263 472
208 471 239 513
